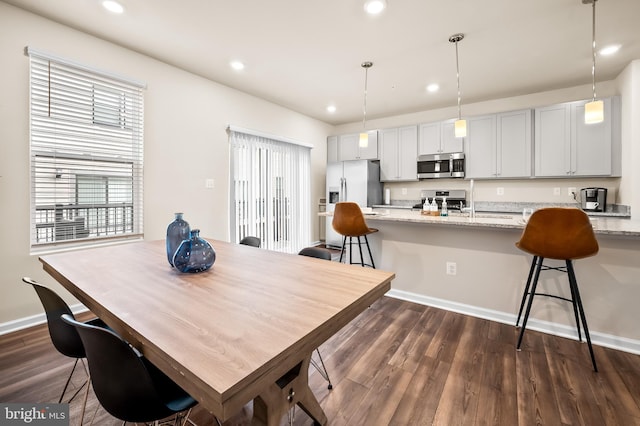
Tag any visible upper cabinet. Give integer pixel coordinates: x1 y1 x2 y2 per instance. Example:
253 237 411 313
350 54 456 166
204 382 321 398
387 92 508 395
336 131 378 161
534 97 620 177
465 109 532 179
418 119 464 156
379 126 418 181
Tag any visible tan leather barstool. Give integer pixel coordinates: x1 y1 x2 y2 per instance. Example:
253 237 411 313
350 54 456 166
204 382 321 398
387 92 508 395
332 202 378 268
515 207 599 371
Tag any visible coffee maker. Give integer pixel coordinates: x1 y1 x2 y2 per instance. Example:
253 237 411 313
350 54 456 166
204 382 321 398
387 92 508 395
580 187 607 212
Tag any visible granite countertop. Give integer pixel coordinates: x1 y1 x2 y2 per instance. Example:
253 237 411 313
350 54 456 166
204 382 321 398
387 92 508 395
366 208 640 238
373 201 631 218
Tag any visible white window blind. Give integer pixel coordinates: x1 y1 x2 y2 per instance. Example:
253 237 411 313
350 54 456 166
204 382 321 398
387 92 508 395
27 48 144 248
229 129 311 253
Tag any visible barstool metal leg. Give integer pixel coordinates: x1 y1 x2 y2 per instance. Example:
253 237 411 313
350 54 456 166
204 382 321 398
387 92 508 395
567 261 583 342
364 235 375 269
517 256 543 350
356 236 365 267
349 236 353 264
339 236 347 263
516 255 538 327
566 260 598 372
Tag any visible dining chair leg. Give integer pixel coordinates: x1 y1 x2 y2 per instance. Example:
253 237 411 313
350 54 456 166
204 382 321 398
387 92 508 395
310 348 333 390
59 358 80 403
566 260 598 372
348 236 353 264
516 255 537 327
517 256 543 350
79 370 90 426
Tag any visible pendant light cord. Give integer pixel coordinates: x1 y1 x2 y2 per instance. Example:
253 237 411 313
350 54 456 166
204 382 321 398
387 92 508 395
449 34 464 120
455 39 462 120
591 0 597 102
362 62 371 130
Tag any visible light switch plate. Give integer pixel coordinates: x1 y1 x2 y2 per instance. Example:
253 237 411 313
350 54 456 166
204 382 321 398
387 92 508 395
205 178 215 189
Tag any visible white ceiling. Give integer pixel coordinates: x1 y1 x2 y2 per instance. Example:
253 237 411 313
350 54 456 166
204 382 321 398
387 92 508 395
5 0 640 125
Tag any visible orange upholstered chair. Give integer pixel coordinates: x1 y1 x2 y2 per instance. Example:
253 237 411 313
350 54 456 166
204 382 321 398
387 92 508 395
515 207 599 371
332 202 378 268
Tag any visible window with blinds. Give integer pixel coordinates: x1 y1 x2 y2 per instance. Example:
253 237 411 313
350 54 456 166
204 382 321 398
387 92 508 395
229 129 311 253
27 48 145 248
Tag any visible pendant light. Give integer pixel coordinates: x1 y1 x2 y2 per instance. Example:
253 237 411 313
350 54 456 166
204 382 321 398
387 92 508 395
584 0 604 124
449 33 466 138
359 61 373 148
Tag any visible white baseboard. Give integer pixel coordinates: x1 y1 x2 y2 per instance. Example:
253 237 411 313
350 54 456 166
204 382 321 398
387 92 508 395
386 288 640 356
0 304 88 336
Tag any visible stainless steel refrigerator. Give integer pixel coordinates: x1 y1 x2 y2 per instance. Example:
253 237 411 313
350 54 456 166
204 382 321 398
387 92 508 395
326 160 382 248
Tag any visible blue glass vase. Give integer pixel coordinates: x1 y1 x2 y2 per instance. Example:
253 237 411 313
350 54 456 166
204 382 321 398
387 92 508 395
166 213 190 267
172 229 216 273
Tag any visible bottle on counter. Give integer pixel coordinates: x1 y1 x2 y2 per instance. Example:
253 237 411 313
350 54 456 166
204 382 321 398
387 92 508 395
441 196 448 217
430 197 439 216
423 198 430 213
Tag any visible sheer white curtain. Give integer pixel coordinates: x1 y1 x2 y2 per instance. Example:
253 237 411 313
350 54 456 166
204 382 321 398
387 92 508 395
229 129 311 253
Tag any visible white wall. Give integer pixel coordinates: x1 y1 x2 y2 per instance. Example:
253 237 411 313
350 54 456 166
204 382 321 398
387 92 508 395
0 3 331 325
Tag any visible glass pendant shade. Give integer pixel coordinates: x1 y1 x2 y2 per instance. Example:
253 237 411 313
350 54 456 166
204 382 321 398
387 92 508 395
359 132 369 148
454 119 467 138
585 100 604 124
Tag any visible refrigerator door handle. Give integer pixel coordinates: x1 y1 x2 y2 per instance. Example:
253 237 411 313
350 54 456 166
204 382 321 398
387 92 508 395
341 177 347 202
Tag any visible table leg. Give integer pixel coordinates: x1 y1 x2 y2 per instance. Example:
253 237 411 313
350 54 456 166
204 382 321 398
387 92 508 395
252 355 328 426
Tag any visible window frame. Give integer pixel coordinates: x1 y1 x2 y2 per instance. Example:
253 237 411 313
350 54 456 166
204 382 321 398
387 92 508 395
27 47 145 251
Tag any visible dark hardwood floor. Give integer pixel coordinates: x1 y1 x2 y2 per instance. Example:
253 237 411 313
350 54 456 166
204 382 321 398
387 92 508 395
2 296 640 425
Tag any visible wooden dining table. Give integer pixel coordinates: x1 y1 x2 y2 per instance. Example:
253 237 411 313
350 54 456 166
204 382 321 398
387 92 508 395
39 239 394 425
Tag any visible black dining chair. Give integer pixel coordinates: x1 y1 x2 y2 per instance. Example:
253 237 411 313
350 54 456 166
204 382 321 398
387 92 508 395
22 277 107 425
61 314 199 426
239 236 261 248
298 247 334 390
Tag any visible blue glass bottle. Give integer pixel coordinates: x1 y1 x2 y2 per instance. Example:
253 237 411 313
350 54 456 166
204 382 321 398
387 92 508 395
172 229 216 273
166 213 190 266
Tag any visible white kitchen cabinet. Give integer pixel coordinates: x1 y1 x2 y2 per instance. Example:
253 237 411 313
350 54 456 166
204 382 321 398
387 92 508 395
466 110 532 179
379 125 418 181
498 109 532 178
418 119 464 155
327 135 338 163
465 115 496 179
534 97 618 177
337 131 378 161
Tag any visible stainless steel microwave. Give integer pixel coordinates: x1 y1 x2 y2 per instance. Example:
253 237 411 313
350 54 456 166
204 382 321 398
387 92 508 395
417 153 465 179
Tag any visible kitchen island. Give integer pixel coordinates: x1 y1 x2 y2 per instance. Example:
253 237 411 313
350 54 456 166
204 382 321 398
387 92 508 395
360 208 640 354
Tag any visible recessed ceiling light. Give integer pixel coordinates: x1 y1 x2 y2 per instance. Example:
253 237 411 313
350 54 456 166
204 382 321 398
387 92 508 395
327 105 337 113
426 83 440 93
102 0 124 14
599 44 621 56
364 0 387 15
230 61 245 71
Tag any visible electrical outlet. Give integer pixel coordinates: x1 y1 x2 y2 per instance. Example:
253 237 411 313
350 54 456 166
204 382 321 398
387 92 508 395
553 187 561 196
401 188 408 195
205 178 215 189
497 187 504 196
446 262 457 276
568 187 576 198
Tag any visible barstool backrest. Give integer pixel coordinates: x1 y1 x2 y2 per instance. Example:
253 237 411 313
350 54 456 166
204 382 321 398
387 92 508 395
516 207 599 260
332 202 369 237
